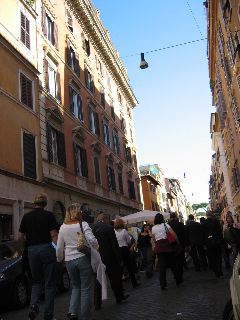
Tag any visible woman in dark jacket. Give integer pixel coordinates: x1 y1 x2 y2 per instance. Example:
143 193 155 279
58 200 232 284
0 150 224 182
137 224 153 278
223 214 240 262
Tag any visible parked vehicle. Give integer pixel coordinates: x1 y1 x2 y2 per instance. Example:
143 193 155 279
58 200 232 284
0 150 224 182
223 255 240 320
0 240 70 309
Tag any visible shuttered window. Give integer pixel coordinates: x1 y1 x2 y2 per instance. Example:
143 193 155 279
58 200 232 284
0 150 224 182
118 171 124 194
106 165 116 191
110 107 115 120
103 118 111 147
69 87 83 121
66 9 73 33
43 11 58 49
125 146 132 163
46 124 66 167
94 157 101 184
84 68 95 94
20 73 33 109
128 180 136 200
112 129 120 155
23 132 36 179
66 43 80 76
88 105 100 136
73 143 88 178
20 12 30 49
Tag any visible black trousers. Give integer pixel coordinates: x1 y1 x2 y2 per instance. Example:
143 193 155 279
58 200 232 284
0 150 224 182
206 245 222 277
157 252 180 288
176 250 185 280
120 246 138 287
94 262 123 307
189 245 208 271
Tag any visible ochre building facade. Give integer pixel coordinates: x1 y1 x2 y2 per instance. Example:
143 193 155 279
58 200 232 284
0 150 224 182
0 0 143 240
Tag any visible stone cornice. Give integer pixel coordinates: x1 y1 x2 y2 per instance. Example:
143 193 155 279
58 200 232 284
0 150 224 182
66 0 138 107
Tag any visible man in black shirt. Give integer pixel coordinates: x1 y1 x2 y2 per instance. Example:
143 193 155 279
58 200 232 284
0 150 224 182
18 193 58 320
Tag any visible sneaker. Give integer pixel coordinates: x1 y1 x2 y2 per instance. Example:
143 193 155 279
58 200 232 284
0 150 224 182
28 305 39 320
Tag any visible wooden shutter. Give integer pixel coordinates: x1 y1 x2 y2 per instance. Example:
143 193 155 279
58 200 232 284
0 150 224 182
128 180 136 200
74 52 80 77
94 157 101 184
20 73 33 109
84 68 89 89
56 71 61 102
41 6 47 36
118 172 123 194
94 112 100 136
23 132 36 179
90 77 95 94
20 12 30 50
106 165 111 189
66 9 73 32
25 18 30 49
46 123 53 162
57 131 66 167
73 143 79 175
88 106 93 131
111 167 116 190
66 41 71 67
44 59 49 92
77 95 83 120
86 39 90 56
53 22 58 49
80 147 88 178
69 86 74 113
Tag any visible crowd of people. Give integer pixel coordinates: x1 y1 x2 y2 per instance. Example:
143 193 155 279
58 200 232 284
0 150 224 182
18 192 240 320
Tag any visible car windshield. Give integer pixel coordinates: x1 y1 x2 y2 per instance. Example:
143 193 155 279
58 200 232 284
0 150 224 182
0 242 24 260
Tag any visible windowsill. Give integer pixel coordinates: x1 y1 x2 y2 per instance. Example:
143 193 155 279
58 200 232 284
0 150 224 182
19 0 37 18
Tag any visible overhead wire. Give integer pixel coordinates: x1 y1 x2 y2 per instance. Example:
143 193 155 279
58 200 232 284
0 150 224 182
122 37 207 58
185 0 204 38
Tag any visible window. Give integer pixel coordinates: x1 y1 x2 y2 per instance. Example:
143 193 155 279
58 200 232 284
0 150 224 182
129 128 133 142
106 165 116 191
69 87 83 120
20 12 30 49
95 56 103 77
47 124 66 167
128 180 136 200
20 73 33 109
81 33 90 56
118 91 122 104
44 59 61 101
66 9 73 33
94 157 101 184
103 118 111 147
100 88 105 108
110 106 115 120
73 143 88 177
84 68 95 94
120 117 126 133
112 129 120 155
125 146 132 163
88 105 100 136
67 44 80 76
42 7 58 49
118 170 124 194
46 14 54 44
23 132 36 179
106 73 111 89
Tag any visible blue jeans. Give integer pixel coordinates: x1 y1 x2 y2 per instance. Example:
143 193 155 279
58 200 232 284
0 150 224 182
66 256 93 320
28 243 57 320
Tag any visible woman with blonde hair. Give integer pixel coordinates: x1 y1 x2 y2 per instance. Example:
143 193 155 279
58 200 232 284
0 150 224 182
114 218 140 288
56 203 98 320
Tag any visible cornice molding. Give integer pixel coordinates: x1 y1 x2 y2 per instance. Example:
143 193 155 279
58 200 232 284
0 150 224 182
66 0 138 107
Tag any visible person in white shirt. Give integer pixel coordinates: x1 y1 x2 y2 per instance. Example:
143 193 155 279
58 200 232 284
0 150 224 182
56 203 98 320
114 219 140 288
152 213 181 290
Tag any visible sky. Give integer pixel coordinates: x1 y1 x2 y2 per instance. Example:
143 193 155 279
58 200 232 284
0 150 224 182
91 0 213 205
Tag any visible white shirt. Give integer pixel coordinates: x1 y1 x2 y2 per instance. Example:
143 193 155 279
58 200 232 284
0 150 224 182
152 223 170 241
115 229 131 247
56 222 98 262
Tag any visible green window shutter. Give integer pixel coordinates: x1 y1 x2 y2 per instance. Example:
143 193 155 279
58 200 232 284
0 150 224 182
23 132 36 179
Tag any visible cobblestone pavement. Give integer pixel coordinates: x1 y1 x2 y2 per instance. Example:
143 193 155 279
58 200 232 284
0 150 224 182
1 265 231 320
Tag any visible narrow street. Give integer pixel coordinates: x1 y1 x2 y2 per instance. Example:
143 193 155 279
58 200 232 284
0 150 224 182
1 265 231 320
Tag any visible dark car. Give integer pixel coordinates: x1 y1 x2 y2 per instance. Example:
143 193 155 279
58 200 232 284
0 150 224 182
0 241 70 309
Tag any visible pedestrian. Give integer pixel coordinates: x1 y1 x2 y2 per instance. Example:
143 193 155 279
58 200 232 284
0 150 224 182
203 211 223 278
186 214 208 271
92 213 129 306
114 219 140 288
168 212 187 282
223 212 240 262
56 203 99 320
137 224 153 278
18 193 58 320
152 213 182 290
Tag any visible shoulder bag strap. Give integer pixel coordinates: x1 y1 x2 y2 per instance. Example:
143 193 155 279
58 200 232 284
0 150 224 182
164 223 169 234
79 221 84 234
